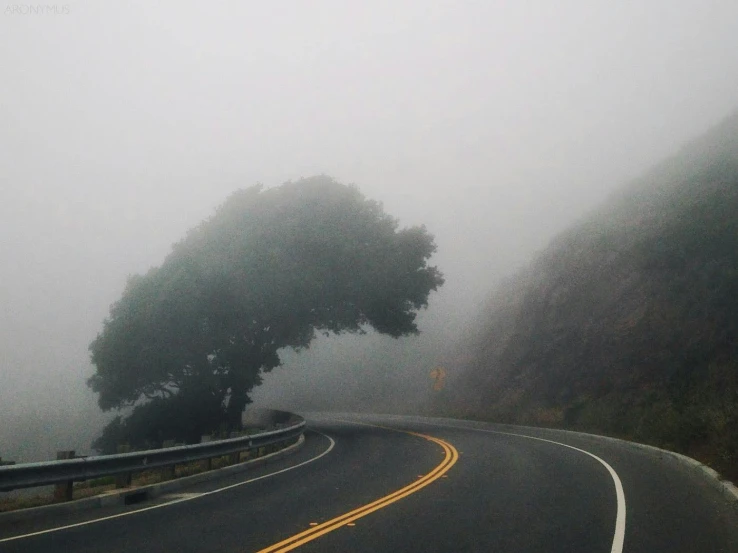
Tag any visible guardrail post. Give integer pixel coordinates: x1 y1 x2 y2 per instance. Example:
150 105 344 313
53 450 75 502
115 445 132 488
200 435 213 470
161 440 176 480
229 432 241 464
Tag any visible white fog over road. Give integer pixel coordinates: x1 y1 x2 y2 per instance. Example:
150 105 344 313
2 1 738 460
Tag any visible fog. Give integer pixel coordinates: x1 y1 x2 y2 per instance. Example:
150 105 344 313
2 1 738 461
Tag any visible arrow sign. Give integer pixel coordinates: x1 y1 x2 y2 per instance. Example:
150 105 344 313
429 367 447 391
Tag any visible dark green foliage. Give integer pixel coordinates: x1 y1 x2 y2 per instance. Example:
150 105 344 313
89 176 443 442
92 390 225 453
449 112 738 477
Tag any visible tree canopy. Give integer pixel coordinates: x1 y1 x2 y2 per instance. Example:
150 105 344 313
88 176 443 442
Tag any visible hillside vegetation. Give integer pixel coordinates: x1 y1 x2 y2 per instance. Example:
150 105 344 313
448 113 738 477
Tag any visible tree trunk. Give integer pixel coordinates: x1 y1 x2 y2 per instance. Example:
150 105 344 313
226 384 249 431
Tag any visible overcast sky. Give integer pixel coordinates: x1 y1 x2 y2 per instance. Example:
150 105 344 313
2 0 738 459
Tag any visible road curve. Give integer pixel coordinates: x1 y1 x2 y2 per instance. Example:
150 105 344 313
1 413 737 552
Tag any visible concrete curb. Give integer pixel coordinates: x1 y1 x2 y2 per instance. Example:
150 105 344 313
0 434 304 524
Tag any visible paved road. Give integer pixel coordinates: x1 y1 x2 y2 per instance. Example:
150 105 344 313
2 414 737 552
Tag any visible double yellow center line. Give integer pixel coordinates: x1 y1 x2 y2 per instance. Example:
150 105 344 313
256 424 459 553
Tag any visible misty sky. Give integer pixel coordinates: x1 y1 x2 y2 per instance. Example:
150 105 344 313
2 0 738 460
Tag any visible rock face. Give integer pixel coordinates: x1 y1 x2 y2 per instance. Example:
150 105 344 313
452 112 738 476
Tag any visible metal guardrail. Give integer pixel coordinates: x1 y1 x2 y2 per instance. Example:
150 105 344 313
0 412 305 493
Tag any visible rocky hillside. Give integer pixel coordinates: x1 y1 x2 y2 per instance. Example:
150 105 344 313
447 112 738 476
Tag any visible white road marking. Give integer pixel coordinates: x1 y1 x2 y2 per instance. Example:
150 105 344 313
410 420 626 553
160 492 203 500
0 431 336 544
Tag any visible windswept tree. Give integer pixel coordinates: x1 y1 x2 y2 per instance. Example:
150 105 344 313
88 176 443 442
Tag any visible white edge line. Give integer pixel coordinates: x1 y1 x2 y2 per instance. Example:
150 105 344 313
0 431 336 544
407 420 626 553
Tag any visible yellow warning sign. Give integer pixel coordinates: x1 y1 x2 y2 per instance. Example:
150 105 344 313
430 367 447 391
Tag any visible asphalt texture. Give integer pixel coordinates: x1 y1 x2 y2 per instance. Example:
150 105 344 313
1 413 737 552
